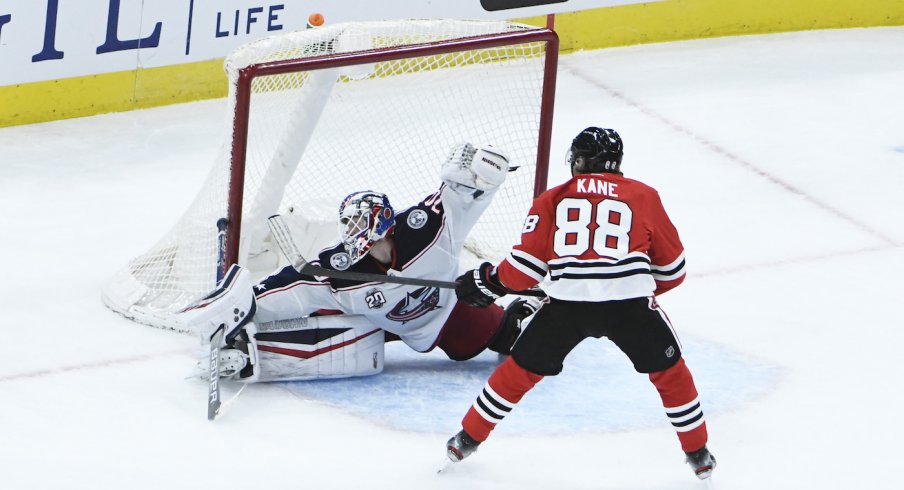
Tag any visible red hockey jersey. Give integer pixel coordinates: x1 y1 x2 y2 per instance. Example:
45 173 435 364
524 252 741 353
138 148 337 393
497 173 686 301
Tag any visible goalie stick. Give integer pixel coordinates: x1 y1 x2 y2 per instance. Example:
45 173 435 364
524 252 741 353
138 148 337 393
215 218 228 284
207 325 225 420
205 323 248 421
267 214 545 296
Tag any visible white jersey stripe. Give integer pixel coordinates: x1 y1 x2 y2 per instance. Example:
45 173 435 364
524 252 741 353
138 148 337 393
548 251 650 267
472 398 504 422
548 253 653 281
652 268 686 281
651 252 685 273
673 416 706 433
668 406 703 424
507 250 547 282
651 252 686 281
511 249 548 274
550 262 651 279
483 383 516 409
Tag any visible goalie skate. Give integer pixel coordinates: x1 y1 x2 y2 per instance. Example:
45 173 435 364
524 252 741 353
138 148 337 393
189 348 250 380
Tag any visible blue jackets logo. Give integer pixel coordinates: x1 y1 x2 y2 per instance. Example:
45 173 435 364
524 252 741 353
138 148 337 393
386 286 441 324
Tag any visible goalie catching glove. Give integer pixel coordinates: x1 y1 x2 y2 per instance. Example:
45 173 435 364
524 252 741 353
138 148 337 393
455 262 509 307
441 143 510 192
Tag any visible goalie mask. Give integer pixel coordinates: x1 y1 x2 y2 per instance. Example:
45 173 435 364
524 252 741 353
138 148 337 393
567 127 624 175
338 191 395 264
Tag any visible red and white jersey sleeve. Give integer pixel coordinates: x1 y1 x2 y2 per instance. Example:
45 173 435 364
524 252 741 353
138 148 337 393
497 173 686 301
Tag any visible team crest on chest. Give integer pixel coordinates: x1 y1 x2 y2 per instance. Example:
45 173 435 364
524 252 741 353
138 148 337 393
386 286 441 324
330 252 351 270
407 209 429 229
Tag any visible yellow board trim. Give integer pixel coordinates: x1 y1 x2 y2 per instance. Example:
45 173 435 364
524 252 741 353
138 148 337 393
2 0 903 128
517 0 904 51
0 60 227 127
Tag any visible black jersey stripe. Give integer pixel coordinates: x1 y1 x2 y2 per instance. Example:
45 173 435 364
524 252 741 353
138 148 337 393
511 253 547 277
671 411 704 428
653 258 686 276
481 388 513 413
666 402 701 419
256 327 351 346
549 256 650 270
475 397 506 421
551 269 652 281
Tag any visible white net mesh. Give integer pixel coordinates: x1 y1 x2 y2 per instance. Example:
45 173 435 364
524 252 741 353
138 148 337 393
103 19 553 330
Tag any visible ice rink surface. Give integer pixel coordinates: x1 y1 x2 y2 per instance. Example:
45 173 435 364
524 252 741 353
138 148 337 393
1 26 903 489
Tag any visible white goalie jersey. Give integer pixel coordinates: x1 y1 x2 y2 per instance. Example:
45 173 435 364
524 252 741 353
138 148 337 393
253 181 500 352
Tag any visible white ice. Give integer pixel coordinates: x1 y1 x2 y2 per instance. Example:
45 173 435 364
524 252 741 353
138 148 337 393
2 26 903 489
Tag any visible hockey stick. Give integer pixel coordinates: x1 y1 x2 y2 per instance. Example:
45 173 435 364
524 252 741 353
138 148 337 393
268 214 459 288
205 331 248 421
267 214 545 296
207 325 225 421
215 218 228 284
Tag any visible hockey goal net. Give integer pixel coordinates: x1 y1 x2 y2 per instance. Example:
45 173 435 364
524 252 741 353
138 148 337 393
103 19 558 331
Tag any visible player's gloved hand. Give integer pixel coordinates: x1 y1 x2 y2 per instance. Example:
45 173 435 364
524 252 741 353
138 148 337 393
455 262 508 307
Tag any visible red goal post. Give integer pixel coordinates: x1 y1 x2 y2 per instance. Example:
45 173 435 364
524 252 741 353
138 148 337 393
103 20 559 332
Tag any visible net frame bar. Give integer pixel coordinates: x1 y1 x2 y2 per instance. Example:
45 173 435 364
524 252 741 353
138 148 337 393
225 27 559 270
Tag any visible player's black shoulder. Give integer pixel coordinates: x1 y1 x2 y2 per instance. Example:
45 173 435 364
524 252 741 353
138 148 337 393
254 244 344 294
317 243 354 273
315 243 390 290
392 202 444 266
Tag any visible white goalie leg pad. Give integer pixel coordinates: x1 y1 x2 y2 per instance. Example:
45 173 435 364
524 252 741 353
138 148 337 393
244 315 385 382
178 264 256 345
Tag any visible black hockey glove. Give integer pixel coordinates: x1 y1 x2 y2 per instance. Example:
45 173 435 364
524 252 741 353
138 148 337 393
455 262 508 308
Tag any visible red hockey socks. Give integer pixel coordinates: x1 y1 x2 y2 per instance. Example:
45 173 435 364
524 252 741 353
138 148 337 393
648 357 708 453
461 356 543 442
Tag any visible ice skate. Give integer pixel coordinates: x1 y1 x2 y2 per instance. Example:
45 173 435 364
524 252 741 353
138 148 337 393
189 348 249 380
446 430 480 462
216 348 249 378
685 446 716 480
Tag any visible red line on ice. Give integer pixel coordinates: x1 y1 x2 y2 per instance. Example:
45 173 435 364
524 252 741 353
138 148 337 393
0 349 191 382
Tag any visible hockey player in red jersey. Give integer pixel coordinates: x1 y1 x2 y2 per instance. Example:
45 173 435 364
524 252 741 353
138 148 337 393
445 127 716 480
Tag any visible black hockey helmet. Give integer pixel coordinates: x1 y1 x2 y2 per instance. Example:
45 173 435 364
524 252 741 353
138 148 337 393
567 127 624 174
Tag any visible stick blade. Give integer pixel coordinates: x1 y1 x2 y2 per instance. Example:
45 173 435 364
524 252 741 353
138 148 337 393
207 326 225 420
267 214 308 272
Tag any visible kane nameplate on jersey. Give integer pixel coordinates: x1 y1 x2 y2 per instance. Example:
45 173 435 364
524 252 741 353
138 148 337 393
576 177 619 197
